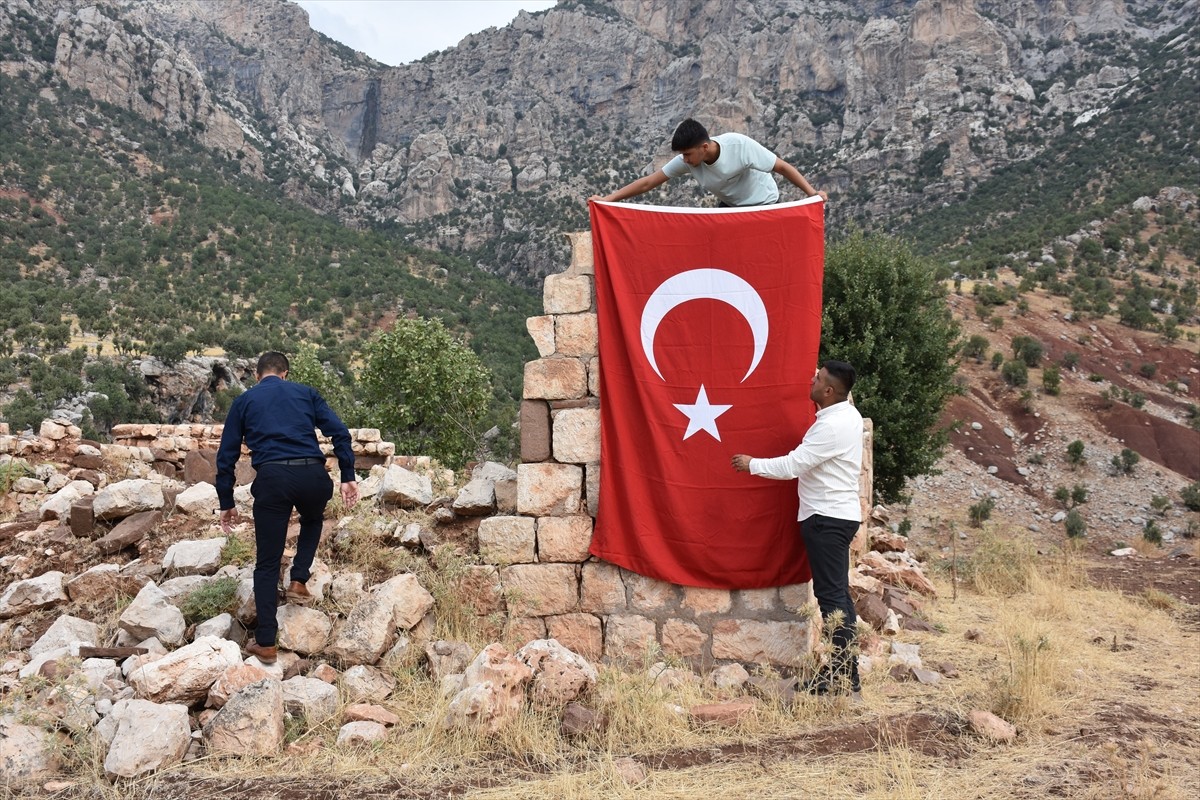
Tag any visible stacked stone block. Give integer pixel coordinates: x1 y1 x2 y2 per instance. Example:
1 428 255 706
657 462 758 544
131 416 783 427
492 232 873 668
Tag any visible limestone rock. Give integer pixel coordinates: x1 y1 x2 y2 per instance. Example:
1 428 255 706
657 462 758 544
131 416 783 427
443 644 533 733
203 678 285 757
380 465 433 507
119 582 187 646
516 638 597 709
344 703 400 726
30 615 100 658
0 714 66 784
968 709 1018 742
337 720 388 746
102 699 190 780
0 572 67 619
206 663 274 709
162 537 226 576
277 605 333 655
282 676 339 722
342 664 396 703
95 510 162 555
93 479 165 520
425 640 475 681
174 482 219 515
38 480 94 521
689 699 758 727
326 574 433 664
126 636 242 704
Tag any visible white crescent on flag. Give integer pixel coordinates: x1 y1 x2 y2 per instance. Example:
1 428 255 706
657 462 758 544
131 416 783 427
639 268 769 383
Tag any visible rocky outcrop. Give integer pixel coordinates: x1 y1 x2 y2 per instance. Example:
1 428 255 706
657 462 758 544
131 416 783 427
2 0 1178 280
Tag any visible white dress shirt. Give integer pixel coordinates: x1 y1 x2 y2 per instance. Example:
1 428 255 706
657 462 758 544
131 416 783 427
749 400 863 522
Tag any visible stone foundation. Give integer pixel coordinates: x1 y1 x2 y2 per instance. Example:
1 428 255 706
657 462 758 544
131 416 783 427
504 232 874 669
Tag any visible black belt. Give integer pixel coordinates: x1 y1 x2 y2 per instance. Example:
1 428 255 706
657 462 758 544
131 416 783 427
263 457 324 466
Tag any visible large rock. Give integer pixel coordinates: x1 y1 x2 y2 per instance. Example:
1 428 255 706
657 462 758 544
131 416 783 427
95 510 162 555
425 640 475 681
326 574 433 664
206 663 274 709
162 537 226 576
66 563 148 602
93 479 165 520
380 465 433 507
38 480 94 520
337 720 388 746
516 639 598 709
29 615 100 658
277 605 333 655
282 676 339 722
126 636 243 704
174 482 219 515
102 699 190 780
118 582 187 646
443 644 533 733
711 620 814 667
0 714 66 784
0 571 67 619
342 664 395 703
203 678 285 757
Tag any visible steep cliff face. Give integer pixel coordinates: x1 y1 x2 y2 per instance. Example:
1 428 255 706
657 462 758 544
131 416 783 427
2 0 1192 280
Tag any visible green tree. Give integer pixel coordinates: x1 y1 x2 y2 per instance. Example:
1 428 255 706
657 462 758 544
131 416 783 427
962 334 989 362
1043 364 1061 395
1001 359 1028 387
821 232 961 502
1066 439 1086 468
288 344 358 424
1112 448 1140 476
359 317 492 468
1064 509 1086 539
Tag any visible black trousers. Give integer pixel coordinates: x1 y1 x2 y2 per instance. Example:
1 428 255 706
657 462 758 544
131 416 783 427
249 463 333 646
800 513 862 693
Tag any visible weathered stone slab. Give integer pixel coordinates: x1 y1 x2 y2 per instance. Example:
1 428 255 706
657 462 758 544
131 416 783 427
95 510 161 555
523 358 587 400
102 700 190 779
93 479 165 520
500 563 578 616
711 620 814 667
517 463 582 516
551 407 600 464
554 313 597 358
478 516 536 565
519 400 551 462
0 571 67 619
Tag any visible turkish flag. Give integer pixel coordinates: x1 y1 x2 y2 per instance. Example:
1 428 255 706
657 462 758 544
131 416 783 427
588 198 824 589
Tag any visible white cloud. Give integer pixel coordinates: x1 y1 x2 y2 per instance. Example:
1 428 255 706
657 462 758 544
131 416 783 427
292 0 557 66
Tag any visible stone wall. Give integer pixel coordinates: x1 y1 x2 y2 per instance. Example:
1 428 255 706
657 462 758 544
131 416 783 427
500 232 874 669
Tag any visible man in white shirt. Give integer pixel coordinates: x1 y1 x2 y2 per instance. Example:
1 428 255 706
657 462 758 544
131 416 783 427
732 360 863 697
590 118 826 206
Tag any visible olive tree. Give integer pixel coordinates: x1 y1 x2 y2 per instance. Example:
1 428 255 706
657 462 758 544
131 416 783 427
359 317 492 468
822 232 961 502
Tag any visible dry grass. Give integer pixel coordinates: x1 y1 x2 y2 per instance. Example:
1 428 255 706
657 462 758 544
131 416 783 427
7 533 1198 799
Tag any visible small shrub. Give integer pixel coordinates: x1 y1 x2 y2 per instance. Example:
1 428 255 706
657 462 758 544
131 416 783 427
1112 448 1140 476
1150 495 1171 516
1062 352 1080 369
1001 359 1028 387
1053 486 1070 508
220 533 254 566
963 334 989 362
968 496 996 527
1142 519 1162 545
1066 440 1087 467
1064 509 1086 539
1042 365 1061 395
0 460 32 495
1070 484 1089 507
1138 362 1157 379
897 517 913 536
179 577 239 624
1088 373 1105 382
990 352 1004 370
1027 452 1045 465
1182 482 1200 512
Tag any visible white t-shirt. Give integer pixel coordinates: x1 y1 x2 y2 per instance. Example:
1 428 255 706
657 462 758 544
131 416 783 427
749 400 864 522
662 132 780 206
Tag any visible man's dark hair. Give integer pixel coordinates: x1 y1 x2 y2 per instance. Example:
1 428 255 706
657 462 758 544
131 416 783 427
823 360 856 395
671 118 710 151
257 351 290 376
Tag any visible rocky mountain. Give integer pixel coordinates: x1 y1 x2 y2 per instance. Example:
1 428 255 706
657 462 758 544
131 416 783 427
3 0 1195 282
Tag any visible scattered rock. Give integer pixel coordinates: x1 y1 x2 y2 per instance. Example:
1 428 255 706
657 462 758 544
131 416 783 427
968 709 1018 742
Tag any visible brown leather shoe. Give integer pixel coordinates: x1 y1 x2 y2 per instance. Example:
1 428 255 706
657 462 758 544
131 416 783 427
285 580 313 605
245 641 277 663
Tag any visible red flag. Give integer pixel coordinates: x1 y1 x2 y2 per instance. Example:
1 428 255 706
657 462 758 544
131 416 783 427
588 198 825 589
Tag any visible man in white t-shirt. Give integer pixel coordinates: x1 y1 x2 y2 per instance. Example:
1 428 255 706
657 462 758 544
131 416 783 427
590 118 826 206
732 360 863 699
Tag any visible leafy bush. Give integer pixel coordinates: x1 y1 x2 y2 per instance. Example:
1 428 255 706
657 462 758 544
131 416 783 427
1042 364 1061 395
179 577 239 624
1001 359 1028 387
820 232 961 503
968 496 996 527
360 317 493 469
1011 335 1044 367
1182 482 1200 512
1142 519 1162 546
962 334 989 362
1112 448 1140 476
1064 509 1086 539
1066 440 1086 467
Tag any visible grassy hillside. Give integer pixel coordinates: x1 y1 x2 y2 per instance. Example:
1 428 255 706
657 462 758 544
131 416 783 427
0 68 539 435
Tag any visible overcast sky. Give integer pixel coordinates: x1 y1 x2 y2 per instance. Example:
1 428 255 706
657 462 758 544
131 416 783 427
292 0 558 65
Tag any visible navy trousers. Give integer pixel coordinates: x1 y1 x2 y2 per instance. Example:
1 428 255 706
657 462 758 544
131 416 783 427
800 513 862 693
249 463 333 646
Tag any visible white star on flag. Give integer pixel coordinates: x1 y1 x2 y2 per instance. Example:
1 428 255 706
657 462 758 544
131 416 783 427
673 385 732 442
